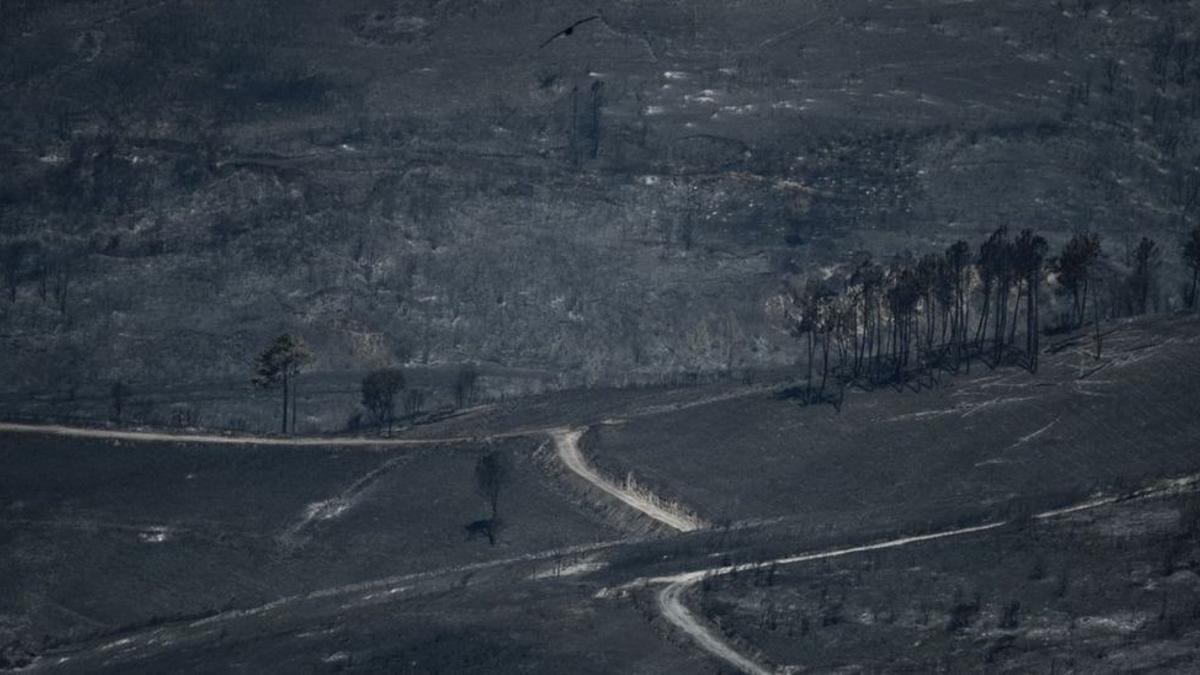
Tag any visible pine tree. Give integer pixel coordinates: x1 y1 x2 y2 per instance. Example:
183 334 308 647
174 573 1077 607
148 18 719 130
253 334 312 435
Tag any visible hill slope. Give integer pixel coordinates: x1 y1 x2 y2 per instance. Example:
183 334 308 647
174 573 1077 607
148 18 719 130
2 0 1199 402
585 313 1200 525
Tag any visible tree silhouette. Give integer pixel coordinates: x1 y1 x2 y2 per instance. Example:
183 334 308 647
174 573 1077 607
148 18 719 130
252 334 312 435
768 224 1180 401
945 240 972 368
454 363 479 409
361 368 406 435
849 258 884 379
1054 232 1102 328
783 277 838 401
886 266 921 378
975 228 1009 352
109 380 132 423
1013 230 1048 371
475 449 509 520
1182 224 1200 309
1130 237 1161 315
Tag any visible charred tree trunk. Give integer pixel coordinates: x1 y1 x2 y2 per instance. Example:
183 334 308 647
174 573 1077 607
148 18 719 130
281 370 290 435
1008 278 1023 351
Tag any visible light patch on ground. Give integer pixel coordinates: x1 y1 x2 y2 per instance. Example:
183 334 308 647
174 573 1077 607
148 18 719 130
137 526 173 544
885 408 957 421
960 396 1038 418
772 100 806 110
1007 417 1059 449
99 637 134 652
279 453 419 546
295 626 341 639
1075 612 1150 634
973 458 1009 467
303 498 351 522
529 557 606 579
358 585 411 603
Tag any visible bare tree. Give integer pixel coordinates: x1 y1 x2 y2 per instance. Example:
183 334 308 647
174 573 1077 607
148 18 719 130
1014 230 1049 372
974 229 1004 350
783 278 837 400
454 363 479 409
404 387 426 416
1182 224 1200 309
1054 232 1102 328
1130 237 1161 314
361 368 406 435
945 240 972 368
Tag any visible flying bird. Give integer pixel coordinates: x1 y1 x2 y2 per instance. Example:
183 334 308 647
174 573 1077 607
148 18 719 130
538 15 600 49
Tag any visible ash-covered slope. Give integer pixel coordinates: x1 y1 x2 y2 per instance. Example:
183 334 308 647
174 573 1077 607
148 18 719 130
1 0 1197 396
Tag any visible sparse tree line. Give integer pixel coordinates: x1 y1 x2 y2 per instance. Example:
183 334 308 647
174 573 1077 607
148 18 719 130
248 332 511 545
777 224 1200 406
248 333 482 437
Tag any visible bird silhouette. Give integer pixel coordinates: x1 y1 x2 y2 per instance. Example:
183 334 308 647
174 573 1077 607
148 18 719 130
538 15 600 49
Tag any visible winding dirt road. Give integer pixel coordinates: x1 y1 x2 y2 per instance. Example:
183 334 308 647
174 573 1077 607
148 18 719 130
550 428 702 532
618 482 1199 675
658 581 773 675
0 421 707 535
12 408 1183 674
641 522 1007 674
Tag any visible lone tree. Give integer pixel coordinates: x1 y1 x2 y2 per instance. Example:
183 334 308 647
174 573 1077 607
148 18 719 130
253 334 312 435
454 363 479 409
361 368 405 435
474 449 509 520
1182 224 1200 309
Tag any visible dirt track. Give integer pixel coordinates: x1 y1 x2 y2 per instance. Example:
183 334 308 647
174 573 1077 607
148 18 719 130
657 580 773 675
550 428 702 532
617 479 1198 675
12 398 1189 674
0 421 526 447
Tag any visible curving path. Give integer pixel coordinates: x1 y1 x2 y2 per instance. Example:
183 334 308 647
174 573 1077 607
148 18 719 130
0 421 708 533
621 479 1200 675
550 428 702 532
12 413 1178 674
641 522 1007 674
658 580 773 675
